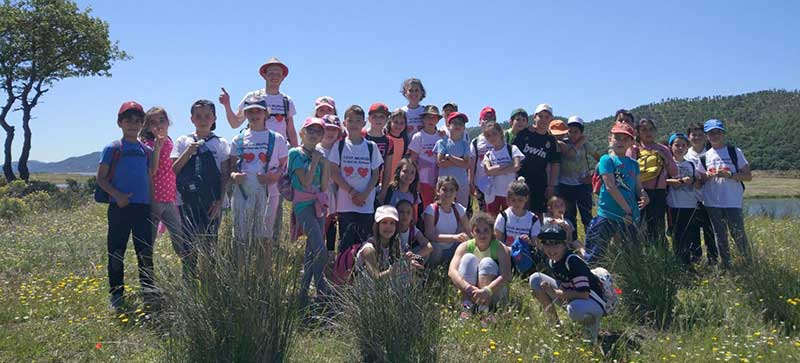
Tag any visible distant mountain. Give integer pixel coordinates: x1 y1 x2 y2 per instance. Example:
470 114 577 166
13 152 99 174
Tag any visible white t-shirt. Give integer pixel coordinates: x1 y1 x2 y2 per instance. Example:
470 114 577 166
696 146 748 208
484 143 525 197
409 129 443 185
237 90 297 142
423 202 467 247
355 242 391 272
685 147 705 202
401 105 425 134
494 208 541 246
328 138 384 214
667 159 699 209
470 135 494 187
229 129 288 194
171 133 231 206
399 226 423 253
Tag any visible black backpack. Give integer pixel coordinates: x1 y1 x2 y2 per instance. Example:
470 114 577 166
176 134 222 206
700 144 745 190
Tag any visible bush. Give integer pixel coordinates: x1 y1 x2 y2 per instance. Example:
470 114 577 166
673 283 730 331
21 191 52 211
0 196 27 220
2 180 27 197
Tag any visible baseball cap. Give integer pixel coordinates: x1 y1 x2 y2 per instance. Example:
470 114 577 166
668 132 689 145
611 122 636 138
368 102 390 115
259 56 289 78
322 114 342 130
375 205 399 223
538 224 567 244
315 96 336 111
534 103 553 116
703 119 726 133
118 101 144 116
479 106 496 121
421 105 443 119
509 108 529 120
446 112 468 125
442 101 458 111
567 116 584 127
242 97 268 112
302 117 325 130
548 120 569 136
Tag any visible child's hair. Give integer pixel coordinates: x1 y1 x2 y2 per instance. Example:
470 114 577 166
371 217 401 265
118 108 145 123
395 199 413 213
344 105 365 120
482 120 503 135
436 175 459 195
386 108 408 137
447 116 466 128
547 196 566 211
139 107 169 142
470 211 494 231
507 176 529 198
615 109 635 124
686 122 704 135
389 157 419 197
400 78 426 101
190 99 216 116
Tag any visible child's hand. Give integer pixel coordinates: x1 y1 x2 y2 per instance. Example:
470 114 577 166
553 288 565 300
154 134 166 151
474 288 492 305
115 192 132 208
519 234 530 243
257 172 270 185
187 142 201 155
352 191 367 206
218 87 230 107
638 192 650 209
231 172 247 184
311 150 323 163
455 233 470 242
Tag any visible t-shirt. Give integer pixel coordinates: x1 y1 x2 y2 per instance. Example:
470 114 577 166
317 144 337 215
288 147 324 214
685 147 705 202
409 129 443 185
484 143 525 198
399 226 423 253
597 154 640 222
513 128 561 188
494 208 541 246
696 146 748 209
667 159 699 209
547 253 604 308
503 129 518 144
144 137 176 203
237 90 297 142
328 138 384 214
423 202 467 247
99 139 152 205
627 143 677 190
401 105 425 134
433 137 469 185
469 135 494 187
385 187 421 206
356 241 392 272
171 134 230 206
365 133 391 160
386 133 408 178
229 129 288 186
559 139 597 186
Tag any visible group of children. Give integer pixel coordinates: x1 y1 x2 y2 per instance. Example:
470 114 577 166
96 57 753 344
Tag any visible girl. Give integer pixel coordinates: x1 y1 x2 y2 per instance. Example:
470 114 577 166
529 224 606 343
543 196 580 252
381 158 422 218
399 78 426 133
423 176 470 268
139 107 186 272
318 114 343 272
396 200 432 262
409 105 444 207
314 96 336 118
380 108 409 202
665 133 699 266
356 206 424 278
289 118 331 308
627 119 678 246
494 177 541 247
449 212 512 319
482 121 524 217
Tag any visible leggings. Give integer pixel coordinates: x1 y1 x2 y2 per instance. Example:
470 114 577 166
296 205 330 306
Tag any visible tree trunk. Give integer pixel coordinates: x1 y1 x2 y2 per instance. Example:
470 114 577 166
18 109 31 181
2 125 15 182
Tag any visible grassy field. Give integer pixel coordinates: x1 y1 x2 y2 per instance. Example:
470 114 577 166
2 202 800 362
29 173 94 185
744 176 800 199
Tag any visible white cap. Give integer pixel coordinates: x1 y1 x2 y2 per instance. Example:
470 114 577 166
534 103 553 116
567 116 584 126
374 205 399 223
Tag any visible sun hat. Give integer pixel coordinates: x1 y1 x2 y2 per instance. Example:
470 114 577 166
610 122 636 138
534 103 553 116
259 57 289 78
375 205 399 223
315 96 336 111
549 120 569 136
703 119 726 133
420 105 443 120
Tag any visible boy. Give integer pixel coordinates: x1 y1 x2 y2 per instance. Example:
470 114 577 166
583 122 649 261
97 101 155 312
504 108 529 144
468 106 498 216
366 102 391 192
228 97 288 264
171 100 231 275
434 112 471 206
558 116 600 241
409 105 445 207
219 57 298 147
696 119 752 267
329 105 384 251
685 122 718 264
513 103 561 218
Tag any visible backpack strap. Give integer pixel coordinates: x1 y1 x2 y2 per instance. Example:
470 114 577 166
700 154 707 170
235 129 246 172
266 130 276 169
433 202 439 225
727 145 739 173
471 138 479 175
384 185 395 206
500 210 508 243
282 94 290 117
337 139 345 166
106 140 123 183
490 239 498 261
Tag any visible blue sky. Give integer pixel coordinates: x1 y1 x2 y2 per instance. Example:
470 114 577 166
9 0 800 162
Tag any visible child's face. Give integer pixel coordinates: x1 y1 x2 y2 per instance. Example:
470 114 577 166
442 106 456 121
688 130 705 148
344 114 365 135
534 111 553 129
508 194 528 211
511 115 529 132
472 222 494 244
437 183 457 203
483 127 503 146
671 138 688 158
378 219 397 240
638 123 656 143
244 108 267 126
322 126 340 146
397 204 413 228
405 85 422 104
542 242 566 261
615 113 634 126
422 114 438 130
389 116 406 135
567 125 582 142
548 199 566 216
447 122 465 139
368 113 388 132
610 133 633 154
263 65 285 86
191 106 216 132
118 115 144 138
148 113 170 137
315 106 334 118
706 129 725 146
399 163 416 185
301 125 324 146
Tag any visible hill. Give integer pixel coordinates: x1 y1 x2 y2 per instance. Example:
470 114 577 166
12 152 99 174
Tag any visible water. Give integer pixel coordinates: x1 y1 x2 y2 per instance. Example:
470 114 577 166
743 198 800 218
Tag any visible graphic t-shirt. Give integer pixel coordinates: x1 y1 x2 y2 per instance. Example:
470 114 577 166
238 90 297 142
99 139 152 205
433 137 470 185
667 159 699 209
328 138 384 214
229 129 288 196
469 135 494 188
423 202 467 247
409 129 443 185
401 105 425 134
696 146 748 208
144 137 176 203
559 140 597 186
493 208 541 246
171 134 230 206
513 128 561 188
288 147 324 214
597 154 640 222
548 253 604 308
484 143 525 198
366 133 391 160
685 147 705 202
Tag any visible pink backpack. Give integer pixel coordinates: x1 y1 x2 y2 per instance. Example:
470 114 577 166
333 241 364 285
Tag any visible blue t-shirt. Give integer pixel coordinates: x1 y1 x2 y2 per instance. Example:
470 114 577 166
432 137 469 183
288 147 322 214
99 139 152 205
597 154 640 222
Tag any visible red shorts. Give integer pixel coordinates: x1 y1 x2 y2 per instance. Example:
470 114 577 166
486 196 508 216
419 183 436 208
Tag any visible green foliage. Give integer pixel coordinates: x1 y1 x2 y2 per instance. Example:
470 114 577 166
0 195 26 219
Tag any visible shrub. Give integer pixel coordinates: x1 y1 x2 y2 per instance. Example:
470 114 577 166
3 180 27 197
21 191 52 212
0 196 27 220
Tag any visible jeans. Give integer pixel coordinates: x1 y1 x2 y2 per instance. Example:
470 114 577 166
559 183 594 241
706 207 751 266
296 205 330 306
640 189 667 246
693 203 719 262
529 272 604 323
107 203 154 296
670 208 699 265
584 216 639 262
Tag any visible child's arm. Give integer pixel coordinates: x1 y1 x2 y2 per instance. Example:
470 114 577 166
436 152 453 168
320 158 329 193
446 153 470 169
361 246 389 279
211 157 231 219
229 155 246 184
547 162 560 197
219 87 246 129
96 163 130 208
408 150 419 162
414 231 433 258
285 115 298 147
149 138 163 178
601 173 634 217
635 177 649 210
554 288 591 302
423 211 467 244
294 151 323 189
265 156 287 184
354 167 381 205
172 140 200 174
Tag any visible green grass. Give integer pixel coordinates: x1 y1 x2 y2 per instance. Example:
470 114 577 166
28 173 94 186
2 202 800 362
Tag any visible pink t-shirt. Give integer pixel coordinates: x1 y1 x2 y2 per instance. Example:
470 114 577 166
145 137 177 203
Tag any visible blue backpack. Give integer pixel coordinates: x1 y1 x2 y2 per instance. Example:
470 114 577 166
510 237 534 273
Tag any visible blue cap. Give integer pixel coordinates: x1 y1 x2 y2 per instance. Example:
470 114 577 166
703 119 726 133
668 132 689 146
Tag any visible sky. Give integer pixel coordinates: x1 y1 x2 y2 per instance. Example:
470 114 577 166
6 0 800 162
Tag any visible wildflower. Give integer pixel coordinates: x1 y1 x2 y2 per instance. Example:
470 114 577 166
553 351 560 356
95 342 102 350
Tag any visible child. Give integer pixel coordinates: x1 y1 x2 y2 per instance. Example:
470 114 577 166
289 117 331 307
396 199 433 261
315 96 337 118
228 97 288 264
685 122 718 264
381 158 422 217
409 105 444 207
356 206 425 279
441 102 458 123
449 212 512 319
423 176 471 268
219 57 298 146
584 122 648 262
329 105 384 251
494 177 541 247
434 112 471 206
627 119 678 246
481 121 524 217
171 100 231 274
665 133 699 266
543 196 579 251
400 78 426 133
513 104 561 218
97 101 156 311
468 107 498 216
504 108 529 144
380 108 409 201
529 224 606 343
696 119 752 267
557 116 600 242
318 115 343 258
366 103 391 192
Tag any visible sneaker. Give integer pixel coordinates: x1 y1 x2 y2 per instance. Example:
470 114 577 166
582 318 601 344
109 293 124 313
459 303 473 321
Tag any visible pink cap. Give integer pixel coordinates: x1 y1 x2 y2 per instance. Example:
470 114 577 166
315 96 336 111
302 117 325 130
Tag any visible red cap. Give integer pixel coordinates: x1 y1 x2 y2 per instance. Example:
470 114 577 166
479 106 496 120
302 117 325 130
368 102 390 115
611 122 636 138
118 101 144 116
446 112 468 125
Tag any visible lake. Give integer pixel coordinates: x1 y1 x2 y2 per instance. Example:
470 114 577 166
744 198 800 218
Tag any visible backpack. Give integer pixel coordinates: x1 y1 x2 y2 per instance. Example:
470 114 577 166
564 254 618 315
510 237 534 273
234 129 276 200
433 202 461 226
592 155 624 195
634 145 665 183
700 144 745 190
332 224 369 285
94 140 150 203
176 134 222 207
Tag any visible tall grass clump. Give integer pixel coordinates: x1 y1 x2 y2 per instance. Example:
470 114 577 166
160 214 301 363
335 264 443 363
